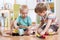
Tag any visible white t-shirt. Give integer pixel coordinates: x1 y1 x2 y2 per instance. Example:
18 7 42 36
40 10 59 26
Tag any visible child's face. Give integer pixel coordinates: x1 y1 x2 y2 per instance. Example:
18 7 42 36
37 11 46 16
20 9 28 18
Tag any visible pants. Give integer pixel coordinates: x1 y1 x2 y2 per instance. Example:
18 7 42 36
18 28 28 35
41 25 59 32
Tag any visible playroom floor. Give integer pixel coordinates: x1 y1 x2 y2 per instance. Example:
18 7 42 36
0 35 60 40
0 26 60 40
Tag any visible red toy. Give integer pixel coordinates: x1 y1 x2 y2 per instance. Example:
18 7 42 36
39 34 46 39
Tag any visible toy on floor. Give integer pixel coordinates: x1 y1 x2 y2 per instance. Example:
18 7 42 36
46 32 58 35
36 33 46 39
36 32 55 39
12 29 19 36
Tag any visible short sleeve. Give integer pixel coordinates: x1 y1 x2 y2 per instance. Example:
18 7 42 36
48 14 56 19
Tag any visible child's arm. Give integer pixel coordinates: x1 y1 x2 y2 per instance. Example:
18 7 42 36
14 21 31 29
19 25 29 29
43 19 52 32
40 19 52 35
14 21 19 29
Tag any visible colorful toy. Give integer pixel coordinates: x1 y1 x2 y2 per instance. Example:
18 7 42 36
45 32 57 35
36 33 46 39
13 29 18 33
36 33 41 37
36 32 57 39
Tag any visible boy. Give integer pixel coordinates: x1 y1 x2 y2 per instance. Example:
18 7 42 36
35 3 59 36
14 5 32 36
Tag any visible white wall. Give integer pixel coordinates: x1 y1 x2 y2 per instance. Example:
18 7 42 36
0 0 60 23
56 0 60 20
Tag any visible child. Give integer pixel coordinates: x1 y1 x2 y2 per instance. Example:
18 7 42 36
0 13 6 36
0 14 10 36
35 3 59 36
14 5 32 36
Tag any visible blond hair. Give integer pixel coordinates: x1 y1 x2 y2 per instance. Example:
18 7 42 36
20 5 28 12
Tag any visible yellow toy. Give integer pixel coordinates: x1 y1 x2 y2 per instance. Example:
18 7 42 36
36 33 41 37
36 33 46 39
13 29 18 33
49 32 57 35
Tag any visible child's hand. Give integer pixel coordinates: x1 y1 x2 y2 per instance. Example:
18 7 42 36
15 26 19 30
27 26 32 30
40 31 45 35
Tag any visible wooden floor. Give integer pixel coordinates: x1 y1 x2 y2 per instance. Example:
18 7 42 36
0 35 60 40
0 26 60 40
0 30 60 40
